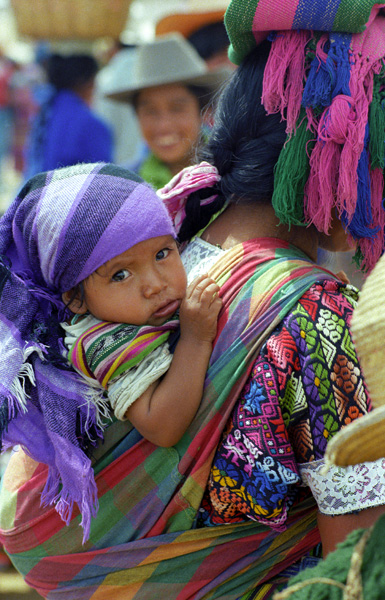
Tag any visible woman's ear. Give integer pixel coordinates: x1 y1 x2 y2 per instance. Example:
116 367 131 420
62 290 88 315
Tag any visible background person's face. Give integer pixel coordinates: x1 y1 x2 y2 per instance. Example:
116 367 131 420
136 83 202 174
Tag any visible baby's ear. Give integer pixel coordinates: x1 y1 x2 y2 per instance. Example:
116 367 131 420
62 289 88 314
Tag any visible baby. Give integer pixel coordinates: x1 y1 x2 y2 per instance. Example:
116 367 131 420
60 169 222 447
0 162 223 540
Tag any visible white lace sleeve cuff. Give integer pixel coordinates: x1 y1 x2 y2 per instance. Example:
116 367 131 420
299 457 385 515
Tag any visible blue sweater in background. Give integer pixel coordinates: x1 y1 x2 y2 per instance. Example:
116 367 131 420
24 90 113 179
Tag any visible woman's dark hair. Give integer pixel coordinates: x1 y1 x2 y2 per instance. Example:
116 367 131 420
46 54 99 91
178 40 288 243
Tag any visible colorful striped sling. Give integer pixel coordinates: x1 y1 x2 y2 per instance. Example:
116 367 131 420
0 238 337 599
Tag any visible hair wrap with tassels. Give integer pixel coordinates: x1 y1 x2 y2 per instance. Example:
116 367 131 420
157 161 222 234
225 0 385 271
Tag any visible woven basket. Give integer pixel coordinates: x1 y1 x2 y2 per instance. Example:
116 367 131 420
10 0 133 40
350 253 385 409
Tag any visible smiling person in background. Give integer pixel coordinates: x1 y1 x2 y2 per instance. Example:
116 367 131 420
107 34 230 189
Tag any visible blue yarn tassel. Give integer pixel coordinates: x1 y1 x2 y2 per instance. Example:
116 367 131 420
302 41 333 108
329 33 351 97
302 33 352 109
342 124 380 240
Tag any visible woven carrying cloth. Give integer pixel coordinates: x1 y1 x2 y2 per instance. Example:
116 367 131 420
68 318 179 388
224 0 385 271
0 162 175 543
0 239 337 599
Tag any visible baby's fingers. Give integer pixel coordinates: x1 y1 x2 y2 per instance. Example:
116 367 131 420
201 283 222 308
188 275 220 305
186 274 211 297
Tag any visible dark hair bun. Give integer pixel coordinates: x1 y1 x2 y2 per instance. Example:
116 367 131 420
47 54 99 90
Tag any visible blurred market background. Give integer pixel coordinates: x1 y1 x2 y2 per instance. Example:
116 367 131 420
0 0 229 213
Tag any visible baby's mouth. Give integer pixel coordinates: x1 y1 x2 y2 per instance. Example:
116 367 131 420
151 299 180 319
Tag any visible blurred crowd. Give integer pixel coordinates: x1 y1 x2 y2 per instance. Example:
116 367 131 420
0 11 234 213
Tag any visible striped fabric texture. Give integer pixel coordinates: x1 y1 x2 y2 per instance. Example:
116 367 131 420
225 0 384 64
0 163 175 543
69 318 179 387
1 238 337 599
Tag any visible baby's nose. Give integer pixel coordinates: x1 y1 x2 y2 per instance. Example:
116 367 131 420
142 273 166 298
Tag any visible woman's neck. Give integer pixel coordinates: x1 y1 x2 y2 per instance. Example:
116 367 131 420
200 201 319 262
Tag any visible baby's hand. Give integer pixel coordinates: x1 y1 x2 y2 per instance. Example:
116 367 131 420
179 274 222 344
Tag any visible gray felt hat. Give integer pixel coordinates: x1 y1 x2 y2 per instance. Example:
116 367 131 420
106 33 230 104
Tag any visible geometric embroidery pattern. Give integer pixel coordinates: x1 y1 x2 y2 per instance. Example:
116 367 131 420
199 281 371 529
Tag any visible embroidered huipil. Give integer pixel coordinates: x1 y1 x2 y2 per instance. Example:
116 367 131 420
182 239 385 531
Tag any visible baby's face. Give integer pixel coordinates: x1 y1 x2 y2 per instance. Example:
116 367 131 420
76 235 187 326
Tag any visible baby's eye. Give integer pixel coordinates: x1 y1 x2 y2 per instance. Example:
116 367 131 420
111 269 130 282
156 247 171 261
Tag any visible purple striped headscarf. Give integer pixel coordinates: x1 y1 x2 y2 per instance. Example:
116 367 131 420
0 162 175 542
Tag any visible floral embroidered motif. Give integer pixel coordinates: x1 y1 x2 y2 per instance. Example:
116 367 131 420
300 458 385 514
199 281 375 529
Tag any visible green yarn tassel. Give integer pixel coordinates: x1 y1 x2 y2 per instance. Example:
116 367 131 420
369 69 385 170
272 108 315 227
352 245 367 271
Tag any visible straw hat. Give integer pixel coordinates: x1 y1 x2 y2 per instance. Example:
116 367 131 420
325 252 385 466
155 9 225 38
106 33 230 104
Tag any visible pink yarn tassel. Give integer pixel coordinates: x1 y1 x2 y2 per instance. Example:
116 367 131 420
304 140 339 233
360 234 384 273
315 35 329 64
304 96 355 232
262 29 311 132
307 63 375 231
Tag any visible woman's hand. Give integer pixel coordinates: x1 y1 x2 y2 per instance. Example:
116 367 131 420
179 274 222 343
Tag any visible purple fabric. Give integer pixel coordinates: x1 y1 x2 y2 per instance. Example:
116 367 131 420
0 162 175 542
